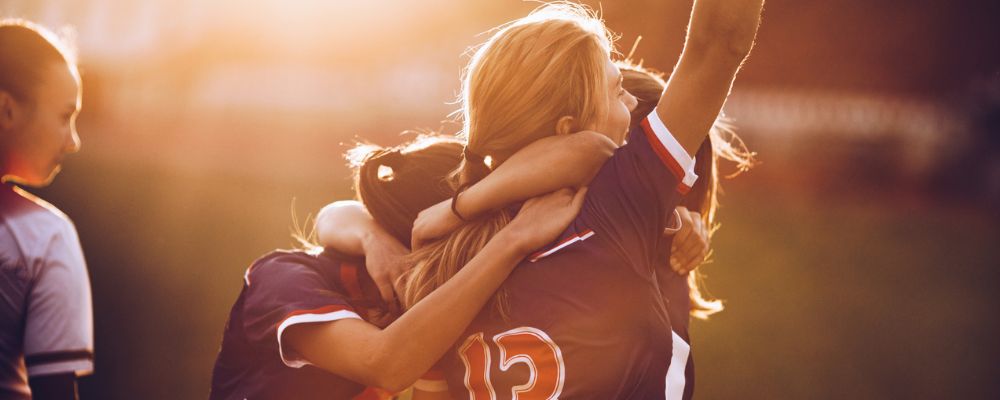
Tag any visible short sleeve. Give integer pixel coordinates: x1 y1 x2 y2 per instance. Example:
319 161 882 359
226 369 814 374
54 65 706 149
413 368 449 393
241 254 362 369
581 109 698 269
23 224 93 377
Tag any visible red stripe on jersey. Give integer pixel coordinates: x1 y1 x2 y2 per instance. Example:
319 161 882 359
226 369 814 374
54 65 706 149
640 118 690 192
676 182 691 195
340 262 364 300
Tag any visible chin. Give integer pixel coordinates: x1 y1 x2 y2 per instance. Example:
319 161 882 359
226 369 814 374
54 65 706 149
24 166 61 188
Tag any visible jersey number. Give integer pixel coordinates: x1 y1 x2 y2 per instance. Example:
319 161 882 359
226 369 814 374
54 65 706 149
459 327 565 400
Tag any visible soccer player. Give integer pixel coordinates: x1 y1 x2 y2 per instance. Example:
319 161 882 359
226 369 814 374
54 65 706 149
0 19 91 400
209 136 590 400
320 66 745 398
391 1 764 398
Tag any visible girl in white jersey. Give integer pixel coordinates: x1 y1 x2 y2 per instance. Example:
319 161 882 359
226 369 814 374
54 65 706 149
0 19 90 400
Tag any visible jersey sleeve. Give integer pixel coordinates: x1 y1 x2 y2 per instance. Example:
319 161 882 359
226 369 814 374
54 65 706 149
582 109 698 271
241 254 362 369
413 369 449 393
23 223 94 377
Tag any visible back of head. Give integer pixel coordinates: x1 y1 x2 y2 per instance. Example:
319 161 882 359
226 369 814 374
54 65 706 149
0 19 77 104
350 136 464 246
456 2 615 186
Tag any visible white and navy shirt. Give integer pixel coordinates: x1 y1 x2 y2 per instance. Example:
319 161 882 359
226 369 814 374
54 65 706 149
210 249 393 400
438 109 699 399
0 184 94 399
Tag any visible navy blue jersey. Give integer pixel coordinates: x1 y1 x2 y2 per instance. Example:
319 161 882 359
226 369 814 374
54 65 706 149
210 249 390 400
438 110 699 399
655 239 697 400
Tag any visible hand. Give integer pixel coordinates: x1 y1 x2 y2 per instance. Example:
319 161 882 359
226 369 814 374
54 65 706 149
411 199 463 250
667 206 710 275
504 187 588 254
360 231 411 304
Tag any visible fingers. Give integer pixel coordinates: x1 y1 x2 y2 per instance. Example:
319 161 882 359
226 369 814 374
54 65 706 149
669 209 695 272
373 275 395 304
670 208 712 275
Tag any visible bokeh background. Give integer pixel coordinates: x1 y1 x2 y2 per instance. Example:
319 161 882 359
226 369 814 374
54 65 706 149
3 0 999 398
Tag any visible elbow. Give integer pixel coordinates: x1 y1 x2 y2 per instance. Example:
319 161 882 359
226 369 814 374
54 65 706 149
364 349 416 393
376 377 413 394
568 131 617 183
571 131 617 159
316 201 364 243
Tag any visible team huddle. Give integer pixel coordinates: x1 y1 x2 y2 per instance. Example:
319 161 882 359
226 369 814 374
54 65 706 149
0 0 763 399
208 1 765 399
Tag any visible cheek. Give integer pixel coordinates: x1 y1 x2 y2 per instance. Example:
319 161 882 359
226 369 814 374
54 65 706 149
615 102 631 130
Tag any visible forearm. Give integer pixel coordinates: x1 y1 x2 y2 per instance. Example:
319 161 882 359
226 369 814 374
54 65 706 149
290 230 525 391
316 201 384 255
371 231 525 388
459 132 614 217
657 0 764 154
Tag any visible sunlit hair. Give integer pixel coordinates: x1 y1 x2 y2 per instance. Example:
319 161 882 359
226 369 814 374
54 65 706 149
619 61 757 319
0 19 79 104
347 135 464 247
389 2 618 317
454 2 614 184
343 135 511 315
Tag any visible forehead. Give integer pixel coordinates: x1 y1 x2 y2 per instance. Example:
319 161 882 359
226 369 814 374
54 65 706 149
34 63 80 106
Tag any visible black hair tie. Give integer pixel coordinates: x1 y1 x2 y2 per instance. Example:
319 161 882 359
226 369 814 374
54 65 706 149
463 147 485 165
451 182 474 222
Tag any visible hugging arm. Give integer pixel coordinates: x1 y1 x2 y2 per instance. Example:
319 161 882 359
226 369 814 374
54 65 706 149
657 0 765 155
286 188 587 392
316 201 409 303
412 131 615 248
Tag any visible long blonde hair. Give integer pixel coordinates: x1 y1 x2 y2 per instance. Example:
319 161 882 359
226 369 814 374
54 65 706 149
455 2 614 183
397 3 616 316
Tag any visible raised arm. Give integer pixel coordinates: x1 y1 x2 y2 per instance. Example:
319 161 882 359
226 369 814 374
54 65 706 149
412 131 614 248
657 0 764 155
286 188 587 392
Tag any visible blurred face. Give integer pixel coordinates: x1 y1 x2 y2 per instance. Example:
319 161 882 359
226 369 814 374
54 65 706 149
587 57 637 145
2 63 81 187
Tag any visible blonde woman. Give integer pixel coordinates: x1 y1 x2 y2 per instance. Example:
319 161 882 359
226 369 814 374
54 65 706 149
389 1 764 398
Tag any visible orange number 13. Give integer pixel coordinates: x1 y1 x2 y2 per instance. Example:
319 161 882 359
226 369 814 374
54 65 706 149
459 327 566 400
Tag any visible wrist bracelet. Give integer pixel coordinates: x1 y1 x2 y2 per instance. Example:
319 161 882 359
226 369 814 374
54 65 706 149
451 183 473 222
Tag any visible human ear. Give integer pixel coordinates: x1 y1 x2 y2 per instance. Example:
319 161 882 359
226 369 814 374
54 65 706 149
555 116 576 136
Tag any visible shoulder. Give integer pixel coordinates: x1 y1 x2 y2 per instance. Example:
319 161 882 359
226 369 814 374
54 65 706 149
0 185 76 233
244 249 323 286
0 186 81 268
243 248 362 290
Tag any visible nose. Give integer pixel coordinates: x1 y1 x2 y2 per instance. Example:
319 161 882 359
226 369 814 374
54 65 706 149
65 125 81 154
626 91 638 113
